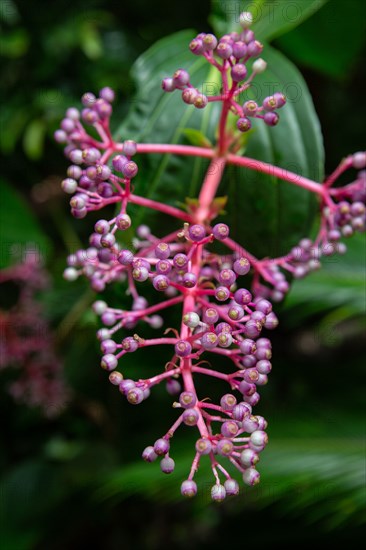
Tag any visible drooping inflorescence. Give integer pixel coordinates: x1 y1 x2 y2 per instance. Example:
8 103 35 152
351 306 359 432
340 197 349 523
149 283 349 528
54 11 366 500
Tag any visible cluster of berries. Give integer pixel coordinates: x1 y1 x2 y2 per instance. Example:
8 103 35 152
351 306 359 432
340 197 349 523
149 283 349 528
72 219 278 499
54 87 137 221
54 9 365 500
162 12 286 131
0 252 69 416
252 153 366 301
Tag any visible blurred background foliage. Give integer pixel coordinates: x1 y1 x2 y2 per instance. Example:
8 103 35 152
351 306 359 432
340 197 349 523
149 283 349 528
0 0 365 548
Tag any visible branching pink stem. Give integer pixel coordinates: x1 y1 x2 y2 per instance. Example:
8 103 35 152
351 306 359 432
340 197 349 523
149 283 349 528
227 153 326 195
136 143 214 159
129 194 193 222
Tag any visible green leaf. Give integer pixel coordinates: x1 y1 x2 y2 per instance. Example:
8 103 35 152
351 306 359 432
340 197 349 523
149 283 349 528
223 43 324 256
181 128 212 148
96 437 365 527
118 31 323 257
117 30 222 230
22 118 46 160
275 0 366 79
0 179 51 268
209 0 329 41
284 233 366 324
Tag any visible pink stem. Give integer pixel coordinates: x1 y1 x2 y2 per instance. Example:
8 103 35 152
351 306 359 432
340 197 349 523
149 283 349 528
142 337 178 347
132 295 184 318
227 153 326 195
149 368 181 386
136 143 214 159
165 413 184 439
192 365 230 382
195 156 227 223
129 193 193 222
324 155 353 188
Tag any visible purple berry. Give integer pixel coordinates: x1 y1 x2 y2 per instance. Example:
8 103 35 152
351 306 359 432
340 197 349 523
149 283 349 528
232 402 251 421
132 266 149 282
234 288 252 305
181 480 197 497
115 214 132 230
231 63 248 82
179 391 197 408
154 438 170 456
215 286 231 301
262 95 278 111
201 332 218 350
155 242 171 259
127 387 144 404
240 338 256 355
142 446 158 462
232 41 247 58
244 320 261 338
156 259 172 275
224 479 239 496
173 253 188 270
153 274 169 291
228 304 245 321
182 272 197 288
243 468 260 486
264 312 279 329
118 249 134 265
193 94 208 109
160 457 175 473
175 340 192 357
263 112 279 126
162 77 175 92
220 394 237 410
188 224 206 242
195 438 212 455
242 100 258 117
221 420 239 437
211 484 226 502
121 337 139 353
119 379 136 395
99 86 115 102
203 33 218 51
218 269 236 286
202 307 219 325
123 140 137 157
217 332 233 348
237 117 252 132
273 92 286 108
212 223 230 240
233 257 250 275
101 354 118 371
173 69 190 89
182 88 199 104
216 439 233 456
247 40 263 57
183 312 200 328
216 42 233 59
240 448 259 467
109 371 123 385
189 38 204 55
166 379 181 395
183 408 199 426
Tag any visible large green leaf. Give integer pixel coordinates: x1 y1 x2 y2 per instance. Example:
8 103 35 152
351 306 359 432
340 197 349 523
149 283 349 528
0 179 51 268
96 438 365 527
275 0 366 79
223 43 324 257
118 31 324 257
284 233 366 324
210 0 329 41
